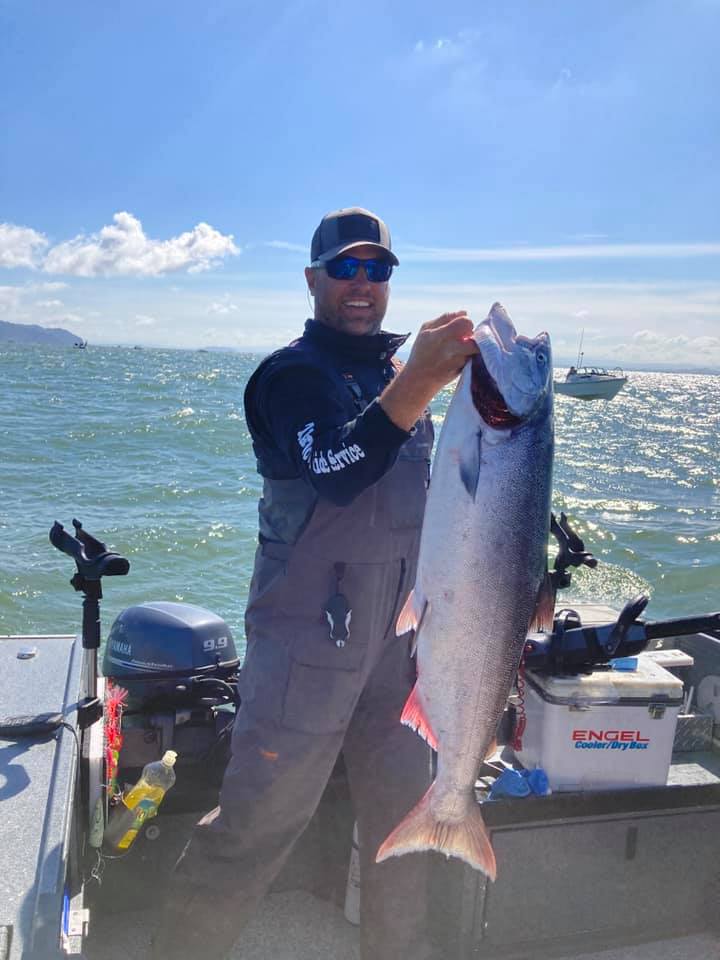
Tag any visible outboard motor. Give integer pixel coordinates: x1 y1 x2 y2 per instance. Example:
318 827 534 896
101 601 241 803
51 520 240 808
103 601 240 708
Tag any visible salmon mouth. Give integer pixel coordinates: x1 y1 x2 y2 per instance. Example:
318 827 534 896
470 351 524 429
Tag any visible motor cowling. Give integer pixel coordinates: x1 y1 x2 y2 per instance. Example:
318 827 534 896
102 601 240 708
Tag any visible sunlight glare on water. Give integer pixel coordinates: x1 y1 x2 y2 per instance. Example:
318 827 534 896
1 346 718 654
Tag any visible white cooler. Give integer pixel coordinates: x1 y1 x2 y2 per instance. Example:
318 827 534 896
514 657 683 791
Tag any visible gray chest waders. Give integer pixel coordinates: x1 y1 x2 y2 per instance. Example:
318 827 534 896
153 416 443 960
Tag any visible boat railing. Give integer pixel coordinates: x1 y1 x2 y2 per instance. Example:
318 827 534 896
568 366 625 379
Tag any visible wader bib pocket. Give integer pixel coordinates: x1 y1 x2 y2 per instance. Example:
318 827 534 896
282 623 367 735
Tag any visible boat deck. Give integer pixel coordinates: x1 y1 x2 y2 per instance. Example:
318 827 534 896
86 890 720 960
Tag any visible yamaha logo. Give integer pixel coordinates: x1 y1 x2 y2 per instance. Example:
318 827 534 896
111 640 132 657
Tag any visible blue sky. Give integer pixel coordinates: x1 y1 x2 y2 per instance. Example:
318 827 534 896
1 0 719 367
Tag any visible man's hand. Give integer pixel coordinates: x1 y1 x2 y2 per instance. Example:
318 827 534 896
379 312 479 432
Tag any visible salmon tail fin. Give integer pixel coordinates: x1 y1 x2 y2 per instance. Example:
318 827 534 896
376 783 497 881
529 569 555 633
401 682 438 751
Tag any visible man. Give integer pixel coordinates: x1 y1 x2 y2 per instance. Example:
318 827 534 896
151 207 477 960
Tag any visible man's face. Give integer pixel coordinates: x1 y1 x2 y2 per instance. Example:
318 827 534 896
304 244 390 336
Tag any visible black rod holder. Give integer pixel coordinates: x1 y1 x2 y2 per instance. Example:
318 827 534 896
49 519 129 699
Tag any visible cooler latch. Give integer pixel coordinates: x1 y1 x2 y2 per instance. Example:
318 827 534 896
648 702 667 719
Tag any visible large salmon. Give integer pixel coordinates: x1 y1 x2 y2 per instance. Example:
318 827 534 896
376 302 554 880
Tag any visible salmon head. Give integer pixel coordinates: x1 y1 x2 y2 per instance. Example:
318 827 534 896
471 302 552 429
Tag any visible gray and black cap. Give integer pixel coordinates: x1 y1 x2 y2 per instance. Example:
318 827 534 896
310 207 399 266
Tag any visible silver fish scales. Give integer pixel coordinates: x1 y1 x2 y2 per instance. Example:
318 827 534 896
376 303 554 880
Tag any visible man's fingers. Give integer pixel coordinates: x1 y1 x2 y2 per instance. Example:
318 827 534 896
423 311 469 331
458 337 480 355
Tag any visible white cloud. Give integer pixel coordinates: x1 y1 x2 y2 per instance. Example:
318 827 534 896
134 314 156 327
34 299 64 309
44 312 85 330
264 241 307 253
0 285 22 312
0 223 48 269
207 297 241 316
412 30 480 65
41 212 240 277
388 279 720 368
401 242 720 263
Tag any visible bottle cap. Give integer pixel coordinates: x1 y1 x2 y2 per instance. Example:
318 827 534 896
162 750 178 767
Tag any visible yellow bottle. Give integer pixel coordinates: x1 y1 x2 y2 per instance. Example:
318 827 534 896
104 750 177 852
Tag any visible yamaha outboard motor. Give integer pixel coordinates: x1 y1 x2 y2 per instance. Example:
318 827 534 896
101 601 240 805
103 601 240 708
51 521 240 804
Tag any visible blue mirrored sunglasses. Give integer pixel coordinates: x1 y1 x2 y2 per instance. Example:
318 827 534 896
313 255 393 283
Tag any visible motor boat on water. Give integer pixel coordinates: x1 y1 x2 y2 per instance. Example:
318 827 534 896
554 330 627 400
554 364 627 400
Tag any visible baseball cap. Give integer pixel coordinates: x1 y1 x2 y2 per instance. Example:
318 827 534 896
310 207 399 266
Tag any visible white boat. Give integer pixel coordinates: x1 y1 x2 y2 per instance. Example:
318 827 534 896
554 330 627 400
554 364 627 400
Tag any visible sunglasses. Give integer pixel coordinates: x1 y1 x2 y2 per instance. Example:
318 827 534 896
313 255 394 283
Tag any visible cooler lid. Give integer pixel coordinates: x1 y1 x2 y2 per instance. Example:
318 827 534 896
527 657 684 706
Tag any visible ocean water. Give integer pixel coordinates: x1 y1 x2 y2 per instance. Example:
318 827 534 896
1 343 718 655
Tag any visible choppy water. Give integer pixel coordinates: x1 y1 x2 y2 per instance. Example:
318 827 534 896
1 343 718 655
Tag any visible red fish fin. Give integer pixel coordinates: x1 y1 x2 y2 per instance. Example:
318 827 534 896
528 570 555 633
400 683 438 752
376 783 497 881
396 588 420 636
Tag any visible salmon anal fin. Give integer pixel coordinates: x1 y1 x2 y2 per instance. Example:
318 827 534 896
376 782 497 881
528 569 555 633
401 682 438 752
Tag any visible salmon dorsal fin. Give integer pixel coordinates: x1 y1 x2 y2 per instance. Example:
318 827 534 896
528 569 555 633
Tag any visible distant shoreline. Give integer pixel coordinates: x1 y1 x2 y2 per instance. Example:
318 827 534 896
2 339 717 376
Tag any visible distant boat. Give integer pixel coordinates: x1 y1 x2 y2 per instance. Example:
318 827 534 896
74 339 87 349
554 331 627 401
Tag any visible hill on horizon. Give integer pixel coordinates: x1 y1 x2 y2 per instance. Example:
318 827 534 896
0 319 84 347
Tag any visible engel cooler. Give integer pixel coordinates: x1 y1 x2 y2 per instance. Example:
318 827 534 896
514 657 683 791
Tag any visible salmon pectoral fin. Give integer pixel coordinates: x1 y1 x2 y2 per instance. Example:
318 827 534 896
459 430 483 501
396 589 429 647
396 588 418 635
401 682 438 752
528 569 555 633
376 783 497 881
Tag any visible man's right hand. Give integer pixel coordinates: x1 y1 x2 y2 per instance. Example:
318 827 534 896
379 312 479 432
